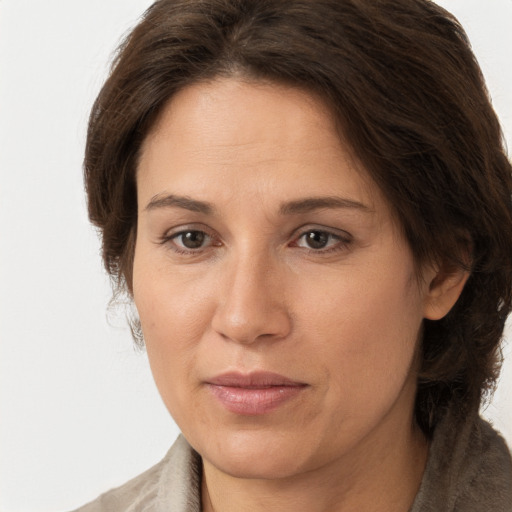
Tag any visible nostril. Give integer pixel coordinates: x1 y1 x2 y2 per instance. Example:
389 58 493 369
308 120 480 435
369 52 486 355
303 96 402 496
211 297 291 345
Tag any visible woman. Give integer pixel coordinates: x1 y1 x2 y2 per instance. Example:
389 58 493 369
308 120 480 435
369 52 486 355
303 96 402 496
76 0 512 510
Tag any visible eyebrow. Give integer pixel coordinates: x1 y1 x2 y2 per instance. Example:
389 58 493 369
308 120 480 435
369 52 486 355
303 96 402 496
143 193 371 216
144 194 214 214
279 196 372 215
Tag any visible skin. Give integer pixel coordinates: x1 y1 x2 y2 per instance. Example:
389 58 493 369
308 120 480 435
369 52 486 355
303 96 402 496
133 79 467 512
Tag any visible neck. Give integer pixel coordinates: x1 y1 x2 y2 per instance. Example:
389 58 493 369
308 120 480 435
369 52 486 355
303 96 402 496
201 418 428 512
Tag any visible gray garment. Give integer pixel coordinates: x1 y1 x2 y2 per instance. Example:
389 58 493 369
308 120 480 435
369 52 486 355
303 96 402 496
410 412 511 511
73 413 512 512
73 436 201 512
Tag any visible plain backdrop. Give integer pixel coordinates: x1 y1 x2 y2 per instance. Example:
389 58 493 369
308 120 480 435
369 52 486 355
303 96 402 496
0 1 511 511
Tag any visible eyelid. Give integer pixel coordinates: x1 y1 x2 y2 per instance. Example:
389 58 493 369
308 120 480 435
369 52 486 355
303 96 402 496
161 223 214 238
292 224 352 241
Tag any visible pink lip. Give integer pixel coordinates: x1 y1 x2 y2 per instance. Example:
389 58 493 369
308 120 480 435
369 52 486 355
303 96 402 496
205 371 308 416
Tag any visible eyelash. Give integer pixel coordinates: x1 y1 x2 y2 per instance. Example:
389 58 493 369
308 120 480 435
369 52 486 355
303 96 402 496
160 227 352 256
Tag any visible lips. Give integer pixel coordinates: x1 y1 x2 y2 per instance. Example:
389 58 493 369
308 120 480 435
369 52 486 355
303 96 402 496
205 371 308 415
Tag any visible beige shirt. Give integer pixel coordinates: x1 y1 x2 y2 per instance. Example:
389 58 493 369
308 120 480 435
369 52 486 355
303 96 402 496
72 412 512 512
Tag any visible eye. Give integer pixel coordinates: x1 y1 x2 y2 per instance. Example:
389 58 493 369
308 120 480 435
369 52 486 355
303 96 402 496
159 226 222 256
299 230 332 250
171 230 212 250
294 229 350 252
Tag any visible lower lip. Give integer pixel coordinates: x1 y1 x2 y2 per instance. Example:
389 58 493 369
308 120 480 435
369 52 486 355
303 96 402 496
206 384 306 415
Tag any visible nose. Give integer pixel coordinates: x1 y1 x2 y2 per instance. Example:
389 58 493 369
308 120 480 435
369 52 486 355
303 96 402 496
211 251 292 345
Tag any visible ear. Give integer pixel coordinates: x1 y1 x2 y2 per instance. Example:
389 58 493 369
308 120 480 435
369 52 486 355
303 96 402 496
423 264 470 321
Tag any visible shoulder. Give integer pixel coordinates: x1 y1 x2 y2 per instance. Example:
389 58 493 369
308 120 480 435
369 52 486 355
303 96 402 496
411 411 512 512
452 418 512 511
70 435 201 512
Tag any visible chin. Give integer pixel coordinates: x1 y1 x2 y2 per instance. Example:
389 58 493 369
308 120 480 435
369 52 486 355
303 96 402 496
196 427 315 480
209 451 305 480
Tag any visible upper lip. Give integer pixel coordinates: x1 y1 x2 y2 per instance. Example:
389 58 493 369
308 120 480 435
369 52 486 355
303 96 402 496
205 371 306 388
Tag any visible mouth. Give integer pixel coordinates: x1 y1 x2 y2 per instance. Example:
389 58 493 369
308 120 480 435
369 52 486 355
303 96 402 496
204 371 308 416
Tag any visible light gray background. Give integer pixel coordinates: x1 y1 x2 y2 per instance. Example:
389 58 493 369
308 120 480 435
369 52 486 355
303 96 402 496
0 1 510 511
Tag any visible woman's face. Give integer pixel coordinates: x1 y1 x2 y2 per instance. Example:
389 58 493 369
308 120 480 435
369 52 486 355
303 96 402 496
133 79 435 479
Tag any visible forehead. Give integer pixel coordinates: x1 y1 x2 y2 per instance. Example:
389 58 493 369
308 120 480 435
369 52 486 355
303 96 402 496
138 78 382 212
144 78 339 150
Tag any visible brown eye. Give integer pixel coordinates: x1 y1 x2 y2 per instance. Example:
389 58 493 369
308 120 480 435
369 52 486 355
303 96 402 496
293 228 351 253
174 230 208 249
302 230 330 249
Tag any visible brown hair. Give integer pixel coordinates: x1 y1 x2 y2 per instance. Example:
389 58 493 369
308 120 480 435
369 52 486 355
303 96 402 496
85 0 512 435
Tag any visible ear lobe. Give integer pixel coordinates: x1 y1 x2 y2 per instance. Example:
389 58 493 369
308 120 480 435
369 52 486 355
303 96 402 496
423 266 470 321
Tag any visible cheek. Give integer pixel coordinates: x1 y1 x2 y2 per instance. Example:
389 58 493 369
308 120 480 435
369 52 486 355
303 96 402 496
296 262 423 412
133 242 217 335
132 251 217 409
